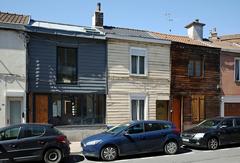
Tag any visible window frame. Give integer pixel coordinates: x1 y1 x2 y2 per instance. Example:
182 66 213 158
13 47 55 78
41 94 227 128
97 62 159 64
0 126 21 141
56 46 78 84
129 47 148 76
130 94 148 120
188 59 204 78
234 58 240 82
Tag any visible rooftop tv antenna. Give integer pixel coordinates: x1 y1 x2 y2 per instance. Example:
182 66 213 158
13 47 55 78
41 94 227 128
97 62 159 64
164 12 173 33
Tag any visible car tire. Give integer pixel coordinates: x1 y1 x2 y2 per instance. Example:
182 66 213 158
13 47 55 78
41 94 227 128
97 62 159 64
207 138 219 150
164 141 178 155
44 148 62 163
100 146 118 161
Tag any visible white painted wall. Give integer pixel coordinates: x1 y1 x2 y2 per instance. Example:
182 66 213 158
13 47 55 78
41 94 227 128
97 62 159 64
0 29 27 127
106 39 171 125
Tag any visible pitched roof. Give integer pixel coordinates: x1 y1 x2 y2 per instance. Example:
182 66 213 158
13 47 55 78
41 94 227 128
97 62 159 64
151 32 210 47
203 40 240 53
0 11 30 25
220 34 240 41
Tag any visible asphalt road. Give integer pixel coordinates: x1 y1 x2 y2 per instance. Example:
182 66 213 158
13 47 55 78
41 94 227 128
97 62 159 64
67 144 240 163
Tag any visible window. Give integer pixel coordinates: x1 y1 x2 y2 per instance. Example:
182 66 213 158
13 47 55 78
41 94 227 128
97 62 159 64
127 123 144 134
131 97 145 120
21 126 45 138
57 47 77 84
130 47 147 75
221 119 233 128
188 60 203 77
235 58 240 81
235 118 240 127
191 95 205 123
52 95 62 118
0 127 20 141
145 123 163 132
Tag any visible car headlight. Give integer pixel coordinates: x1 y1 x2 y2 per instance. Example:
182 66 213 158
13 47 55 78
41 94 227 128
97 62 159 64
193 133 205 139
86 140 102 146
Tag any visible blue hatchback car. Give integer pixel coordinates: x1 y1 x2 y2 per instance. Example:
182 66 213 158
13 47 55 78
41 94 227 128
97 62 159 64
81 120 182 161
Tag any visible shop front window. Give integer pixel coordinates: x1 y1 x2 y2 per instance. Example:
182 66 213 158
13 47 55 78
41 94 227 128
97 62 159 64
50 94 106 125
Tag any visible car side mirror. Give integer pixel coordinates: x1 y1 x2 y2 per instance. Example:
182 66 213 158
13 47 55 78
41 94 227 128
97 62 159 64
220 125 227 129
123 131 129 136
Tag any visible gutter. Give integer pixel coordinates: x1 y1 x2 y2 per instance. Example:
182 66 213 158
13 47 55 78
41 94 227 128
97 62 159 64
0 22 26 31
106 34 171 44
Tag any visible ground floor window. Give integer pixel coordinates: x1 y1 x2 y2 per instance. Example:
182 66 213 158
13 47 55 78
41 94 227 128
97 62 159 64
49 94 106 125
131 95 146 120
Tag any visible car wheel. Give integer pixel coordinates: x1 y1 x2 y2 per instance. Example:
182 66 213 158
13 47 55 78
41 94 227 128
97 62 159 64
44 148 62 163
100 146 118 161
207 138 219 150
164 141 178 155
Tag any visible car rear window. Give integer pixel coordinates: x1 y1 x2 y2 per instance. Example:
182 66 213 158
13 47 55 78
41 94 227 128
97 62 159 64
144 122 171 132
21 125 45 138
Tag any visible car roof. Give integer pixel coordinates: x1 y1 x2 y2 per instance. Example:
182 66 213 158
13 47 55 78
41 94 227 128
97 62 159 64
131 120 172 124
0 123 53 131
207 116 240 121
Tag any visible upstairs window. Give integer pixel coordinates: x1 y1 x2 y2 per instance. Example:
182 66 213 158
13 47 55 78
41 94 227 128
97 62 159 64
130 47 147 75
235 58 240 81
57 47 77 84
188 60 203 78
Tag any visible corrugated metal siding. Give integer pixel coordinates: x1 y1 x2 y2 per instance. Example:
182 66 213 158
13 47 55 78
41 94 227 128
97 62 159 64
106 40 171 125
28 33 106 93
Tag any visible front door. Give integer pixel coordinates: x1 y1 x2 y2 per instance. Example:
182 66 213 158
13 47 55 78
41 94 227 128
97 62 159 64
8 99 22 125
172 97 181 130
35 95 48 123
156 100 168 120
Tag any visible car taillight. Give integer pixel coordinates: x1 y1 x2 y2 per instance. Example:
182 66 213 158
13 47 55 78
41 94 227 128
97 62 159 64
56 135 70 144
173 128 180 134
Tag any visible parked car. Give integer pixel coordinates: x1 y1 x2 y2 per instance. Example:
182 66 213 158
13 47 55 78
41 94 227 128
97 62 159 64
81 120 182 161
181 116 240 150
0 123 70 163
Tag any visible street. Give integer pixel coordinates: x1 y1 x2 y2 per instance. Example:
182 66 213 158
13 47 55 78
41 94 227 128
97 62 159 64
67 144 240 163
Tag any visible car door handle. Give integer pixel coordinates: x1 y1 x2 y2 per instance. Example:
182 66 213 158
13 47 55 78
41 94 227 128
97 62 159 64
9 144 17 148
37 141 46 145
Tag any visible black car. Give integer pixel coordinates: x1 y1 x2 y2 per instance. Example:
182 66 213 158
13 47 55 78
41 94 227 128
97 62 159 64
181 116 240 150
0 123 70 163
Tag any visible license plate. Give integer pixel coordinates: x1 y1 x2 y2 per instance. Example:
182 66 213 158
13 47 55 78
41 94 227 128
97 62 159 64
182 138 189 142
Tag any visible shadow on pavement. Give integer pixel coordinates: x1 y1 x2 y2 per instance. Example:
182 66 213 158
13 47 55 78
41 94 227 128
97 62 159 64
183 143 240 151
85 147 192 162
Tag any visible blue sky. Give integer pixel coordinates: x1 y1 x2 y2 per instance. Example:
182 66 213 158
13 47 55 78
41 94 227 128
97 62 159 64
1 0 239 37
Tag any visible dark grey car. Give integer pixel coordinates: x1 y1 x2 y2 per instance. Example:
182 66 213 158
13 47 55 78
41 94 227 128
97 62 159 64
181 116 240 150
0 123 70 163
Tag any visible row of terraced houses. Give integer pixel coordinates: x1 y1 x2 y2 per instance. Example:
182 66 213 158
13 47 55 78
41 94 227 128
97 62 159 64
0 4 240 133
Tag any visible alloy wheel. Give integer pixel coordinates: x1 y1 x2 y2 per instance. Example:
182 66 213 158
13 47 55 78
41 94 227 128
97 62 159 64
101 146 117 161
208 138 218 150
164 141 178 155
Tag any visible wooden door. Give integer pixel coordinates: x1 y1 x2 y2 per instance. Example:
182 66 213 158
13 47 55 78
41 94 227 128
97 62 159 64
225 103 240 116
35 95 48 123
172 97 181 130
156 100 168 120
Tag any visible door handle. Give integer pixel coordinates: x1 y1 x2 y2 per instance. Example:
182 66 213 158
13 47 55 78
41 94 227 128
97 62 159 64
37 141 45 145
9 144 17 148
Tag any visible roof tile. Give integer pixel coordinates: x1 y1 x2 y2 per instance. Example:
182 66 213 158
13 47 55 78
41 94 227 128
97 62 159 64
0 11 30 25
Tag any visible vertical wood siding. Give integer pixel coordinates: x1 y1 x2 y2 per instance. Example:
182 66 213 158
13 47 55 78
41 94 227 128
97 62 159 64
106 39 171 125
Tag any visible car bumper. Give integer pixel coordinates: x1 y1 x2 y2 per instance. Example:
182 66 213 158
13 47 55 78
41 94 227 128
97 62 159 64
182 137 207 148
81 143 100 158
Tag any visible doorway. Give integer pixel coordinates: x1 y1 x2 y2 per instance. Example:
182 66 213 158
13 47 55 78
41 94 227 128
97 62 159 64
7 98 23 125
156 100 168 120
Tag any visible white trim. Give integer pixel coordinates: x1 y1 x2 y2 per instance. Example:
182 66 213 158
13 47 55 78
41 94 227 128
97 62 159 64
129 47 148 76
130 94 148 120
6 90 25 97
234 57 240 82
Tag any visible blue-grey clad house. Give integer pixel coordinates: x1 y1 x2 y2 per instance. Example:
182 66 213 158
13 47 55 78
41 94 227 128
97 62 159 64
27 19 107 126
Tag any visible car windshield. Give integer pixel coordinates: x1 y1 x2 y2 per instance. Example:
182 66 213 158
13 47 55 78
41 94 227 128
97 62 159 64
197 119 222 128
106 123 131 134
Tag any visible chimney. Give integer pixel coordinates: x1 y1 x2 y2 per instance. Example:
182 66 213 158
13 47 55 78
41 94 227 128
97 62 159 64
92 3 103 27
209 28 218 41
185 19 205 40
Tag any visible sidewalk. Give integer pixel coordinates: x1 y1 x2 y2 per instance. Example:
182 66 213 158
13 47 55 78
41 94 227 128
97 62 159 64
70 142 82 153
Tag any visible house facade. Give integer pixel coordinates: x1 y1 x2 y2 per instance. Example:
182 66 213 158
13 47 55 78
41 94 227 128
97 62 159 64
0 12 29 127
153 20 221 130
27 19 107 126
96 26 171 125
208 32 240 117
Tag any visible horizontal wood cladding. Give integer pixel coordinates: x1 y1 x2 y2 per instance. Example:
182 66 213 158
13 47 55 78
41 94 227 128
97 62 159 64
106 40 171 125
28 33 106 93
171 42 221 95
